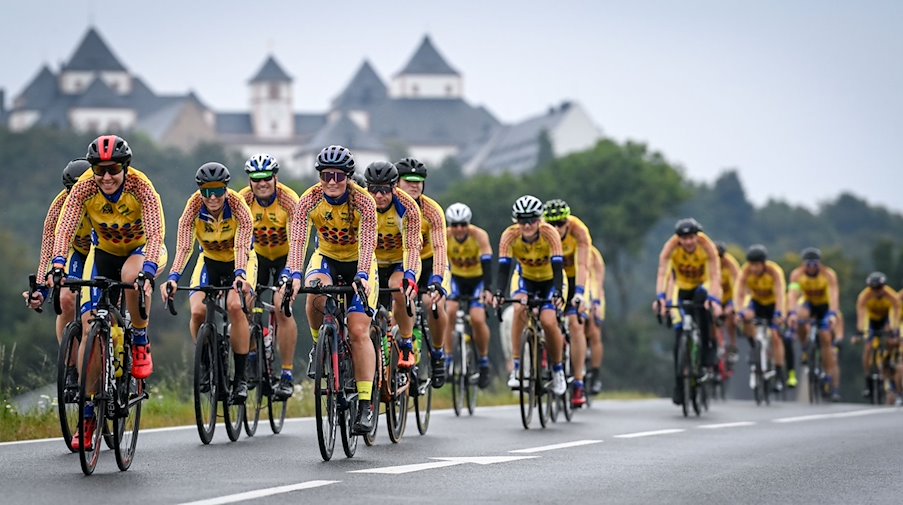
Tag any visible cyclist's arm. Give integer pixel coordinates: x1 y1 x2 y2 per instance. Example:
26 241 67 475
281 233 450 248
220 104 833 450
397 189 423 283
228 191 255 278
725 254 742 295
655 238 678 299
496 226 517 295
50 179 95 269
734 266 750 309
352 187 378 279
539 222 565 296
825 267 841 314
889 288 901 331
593 248 606 301
36 190 66 279
475 226 494 291
128 175 166 277
787 268 802 313
700 234 722 301
422 196 448 282
769 262 787 316
855 289 869 334
167 194 201 282
571 217 592 294
286 187 319 279
276 183 300 244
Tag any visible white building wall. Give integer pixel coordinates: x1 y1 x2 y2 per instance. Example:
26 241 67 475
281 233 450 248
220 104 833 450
60 71 96 94
390 75 462 99
69 108 136 133
99 71 132 94
8 110 40 132
548 105 602 158
250 82 293 139
407 145 458 167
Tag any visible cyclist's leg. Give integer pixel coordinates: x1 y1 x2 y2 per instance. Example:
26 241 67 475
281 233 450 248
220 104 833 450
188 256 209 340
565 276 587 385
304 251 333 339
445 297 461 358
389 267 416 367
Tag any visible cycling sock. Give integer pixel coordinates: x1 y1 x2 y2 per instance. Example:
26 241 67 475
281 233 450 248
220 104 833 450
553 363 564 372
84 402 94 419
512 358 520 370
479 357 490 367
357 380 373 401
431 347 444 360
132 328 148 346
233 353 248 382
310 327 319 344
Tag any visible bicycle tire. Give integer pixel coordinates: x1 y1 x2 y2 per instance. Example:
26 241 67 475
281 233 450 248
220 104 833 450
364 330 382 447
340 336 358 458
57 322 81 453
537 341 551 428
78 323 107 475
222 334 244 443
518 328 535 429
451 331 464 417
413 336 432 435
266 325 287 434
386 339 408 443
677 334 689 417
465 334 478 416
314 328 337 461
194 325 217 444
243 326 264 437
562 339 574 422
113 348 143 472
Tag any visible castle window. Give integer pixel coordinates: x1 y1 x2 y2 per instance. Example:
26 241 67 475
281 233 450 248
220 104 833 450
446 84 453 96
411 84 419 97
269 83 280 99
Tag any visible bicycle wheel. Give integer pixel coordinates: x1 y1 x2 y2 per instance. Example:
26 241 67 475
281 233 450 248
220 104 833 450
244 326 264 437
364 331 382 447
537 342 551 428
413 337 432 435
57 322 81 453
222 338 244 443
314 329 337 461
465 335 478 416
266 328 287 434
561 340 574 422
113 342 144 472
677 335 690 417
451 331 464 417
194 325 217 444
518 328 535 429
386 339 408 443
78 324 107 475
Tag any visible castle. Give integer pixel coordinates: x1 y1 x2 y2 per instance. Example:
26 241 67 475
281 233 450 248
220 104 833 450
2 28 602 177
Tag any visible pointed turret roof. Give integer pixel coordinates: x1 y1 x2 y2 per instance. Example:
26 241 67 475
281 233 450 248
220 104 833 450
15 65 58 109
396 35 459 76
74 78 127 108
249 55 292 83
63 28 126 72
331 60 387 110
307 113 385 152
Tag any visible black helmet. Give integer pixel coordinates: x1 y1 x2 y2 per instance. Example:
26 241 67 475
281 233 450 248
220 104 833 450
674 217 702 236
352 173 367 188
195 162 231 186
364 161 398 185
315 145 355 173
866 271 887 289
801 247 822 262
543 199 571 223
86 135 132 168
63 158 90 191
396 157 427 181
746 244 768 263
716 241 727 257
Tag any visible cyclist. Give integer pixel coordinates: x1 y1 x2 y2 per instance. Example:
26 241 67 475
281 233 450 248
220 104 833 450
238 154 300 400
653 218 722 406
854 272 900 399
162 162 255 404
542 199 592 407
716 242 742 367
495 195 568 396
284 145 379 435
787 247 842 401
396 157 450 388
444 202 494 388
586 245 606 395
734 245 787 391
366 161 422 367
48 135 167 450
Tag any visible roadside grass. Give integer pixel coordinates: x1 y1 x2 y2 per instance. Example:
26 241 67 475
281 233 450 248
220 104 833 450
1 382 656 442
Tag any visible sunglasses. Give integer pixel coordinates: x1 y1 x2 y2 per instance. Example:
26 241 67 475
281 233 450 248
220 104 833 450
251 175 274 183
319 171 347 183
517 217 540 225
91 163 124 177
450 222 468 228
367 185 393 195
805 260 820 268
550 220 568 228
200 187 227 198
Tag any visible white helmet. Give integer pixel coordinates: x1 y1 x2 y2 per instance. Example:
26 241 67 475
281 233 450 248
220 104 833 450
446 203 472 225
512 195 544 220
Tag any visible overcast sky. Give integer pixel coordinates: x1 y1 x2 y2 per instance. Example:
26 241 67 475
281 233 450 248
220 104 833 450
2 1 901 212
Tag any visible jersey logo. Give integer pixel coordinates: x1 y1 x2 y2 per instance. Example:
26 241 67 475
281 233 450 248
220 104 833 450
324 210 334 222
101 203 113 215
255 213 263 223
269 213 278 223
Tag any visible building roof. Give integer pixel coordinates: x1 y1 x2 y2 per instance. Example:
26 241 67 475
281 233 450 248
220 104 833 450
396 35 459 76
135 100 190 141
249 55 292 83
14 65 58 109
305 113 386 153
215 112 327 137
331 60 387 110
74 78 128 108
369 98 497 147
63 28 126 72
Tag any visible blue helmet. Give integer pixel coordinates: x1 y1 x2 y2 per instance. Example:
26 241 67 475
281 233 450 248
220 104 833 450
244 153 279 176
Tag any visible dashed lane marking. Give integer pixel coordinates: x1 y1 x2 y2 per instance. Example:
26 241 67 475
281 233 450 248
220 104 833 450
175 480 339 505
613 429 685 439
509 439 603 453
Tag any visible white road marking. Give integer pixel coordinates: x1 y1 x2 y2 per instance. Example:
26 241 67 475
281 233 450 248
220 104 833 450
349 461 464 474
432 455 537 464
175 480 339 505
773 408 897 424
697 421 756 429
509 439 603 453
613 429 685 439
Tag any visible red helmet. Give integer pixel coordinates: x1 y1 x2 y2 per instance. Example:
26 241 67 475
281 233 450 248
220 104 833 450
86 135 132 168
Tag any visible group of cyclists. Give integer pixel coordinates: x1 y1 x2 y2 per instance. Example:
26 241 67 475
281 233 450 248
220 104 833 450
654 218 903 407
24 134 899 460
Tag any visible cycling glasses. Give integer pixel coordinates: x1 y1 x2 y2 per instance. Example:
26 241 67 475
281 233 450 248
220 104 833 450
250 174 274 182
549 220 568 228
319 171 347 183
450 222 468 228
367 185 393 195
200 186 227 198
517 217 540 225
91 163 124 177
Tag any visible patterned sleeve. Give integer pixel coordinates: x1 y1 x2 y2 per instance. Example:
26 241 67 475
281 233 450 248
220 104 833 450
126 174 166 268
228 191 255 273
498 225 518 259
52 180 97 263
571 217 592 290
396 190 423 278
539 223 564 256
169 194 202 278
37 191 66 277
238 186 254 206
276 183 300 244
422 196 448 277
286 185 320 276
352 187 378 276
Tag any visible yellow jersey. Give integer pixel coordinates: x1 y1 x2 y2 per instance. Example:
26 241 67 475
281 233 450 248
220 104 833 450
287 183 378 277
170 189 255 277
37 189 93 277
448 229 483 279
499 222 563 282
667 232 718 291
720 252 740 304
238 183 299 261
374 189 422 276
857 286 898 323
741 260 786 306
798 270 831 306
53 167 166 268
559 215 592 287
588 245 605 301
414 193 448 278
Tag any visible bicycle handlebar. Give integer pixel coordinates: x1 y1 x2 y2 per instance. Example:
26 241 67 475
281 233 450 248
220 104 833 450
51 268 64 315
298 280 374 318
26 274 43 314
165 284 234 316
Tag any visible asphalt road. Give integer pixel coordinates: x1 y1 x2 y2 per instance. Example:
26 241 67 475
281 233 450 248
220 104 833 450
1 396 900 505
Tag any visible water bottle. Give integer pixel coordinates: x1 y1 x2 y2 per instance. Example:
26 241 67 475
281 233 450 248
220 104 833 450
413 327 423 365
263 326 274 365
111 325 124 378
